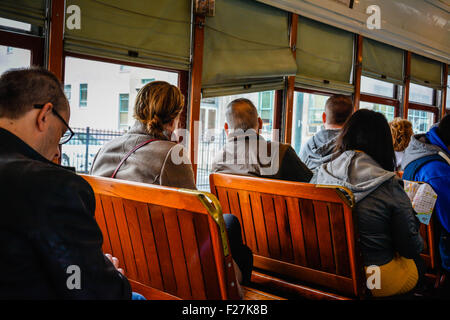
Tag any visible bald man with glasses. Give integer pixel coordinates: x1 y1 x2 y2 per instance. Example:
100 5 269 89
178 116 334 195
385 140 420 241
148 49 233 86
0 68 135 299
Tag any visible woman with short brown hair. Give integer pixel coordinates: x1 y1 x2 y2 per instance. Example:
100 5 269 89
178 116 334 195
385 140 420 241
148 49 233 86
90 80 195 189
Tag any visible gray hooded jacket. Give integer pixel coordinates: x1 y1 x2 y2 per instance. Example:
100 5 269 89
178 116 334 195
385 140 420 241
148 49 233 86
401 134 444 170
299 128 340 181
317 151 423 266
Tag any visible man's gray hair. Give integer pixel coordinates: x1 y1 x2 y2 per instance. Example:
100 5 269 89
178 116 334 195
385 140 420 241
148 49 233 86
225 98 258 131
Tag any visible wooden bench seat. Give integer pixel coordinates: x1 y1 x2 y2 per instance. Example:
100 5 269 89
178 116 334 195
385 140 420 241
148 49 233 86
81 174 243 300
210 173 367 299
210 173 441 299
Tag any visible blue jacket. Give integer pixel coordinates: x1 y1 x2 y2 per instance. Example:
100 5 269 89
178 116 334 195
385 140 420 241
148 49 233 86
402 127 450 233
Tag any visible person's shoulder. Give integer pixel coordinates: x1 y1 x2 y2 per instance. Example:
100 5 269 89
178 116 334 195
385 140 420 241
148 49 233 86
418 159 450 181
25 160 93 196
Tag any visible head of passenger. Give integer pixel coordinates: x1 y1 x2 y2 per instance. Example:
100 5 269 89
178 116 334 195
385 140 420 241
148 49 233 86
0 67 70 161
224 98 262 135
322 95 353 129
437 114 450 150
134 81 184 140
335 109 396 172
389 118 413 152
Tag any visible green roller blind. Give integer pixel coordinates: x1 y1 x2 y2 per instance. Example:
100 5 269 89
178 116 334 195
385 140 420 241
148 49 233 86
201 0 297 98
362 38 404 85
64 0 191 71
410 54 443 89
295 16 354 93
0 0 46 27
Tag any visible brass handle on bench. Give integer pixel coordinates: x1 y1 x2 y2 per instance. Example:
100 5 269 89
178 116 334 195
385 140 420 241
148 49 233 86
316 184 355 208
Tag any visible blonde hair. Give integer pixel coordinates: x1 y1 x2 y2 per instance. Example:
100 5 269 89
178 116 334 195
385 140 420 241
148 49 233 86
389 118 414 152
134 81 184 139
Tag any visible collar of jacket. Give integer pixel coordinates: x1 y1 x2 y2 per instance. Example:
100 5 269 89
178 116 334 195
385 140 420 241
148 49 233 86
0 127 61 167
128 120 170 141
226 129 265 142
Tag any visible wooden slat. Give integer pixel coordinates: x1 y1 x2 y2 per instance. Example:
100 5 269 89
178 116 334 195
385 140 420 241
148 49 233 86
94 195 112 254
249 192 270 257
129 279 181 300
253 255 355 295
122 199 151 284
178 210 207 300
273 196 294 262
227 190 245 243
149 205 177 295
329 203 351 277
237 191 258 253
194 214 221 300
100 195 126 274
111 197 139 280
135 204 164 290
313 201 336 274
285 197 307 266
299 199 321 269
260 194 281 259
162 207 192 299
215 187 230 213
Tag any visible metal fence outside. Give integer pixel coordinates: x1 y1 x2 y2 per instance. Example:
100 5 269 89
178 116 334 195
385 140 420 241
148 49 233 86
61 127 124 173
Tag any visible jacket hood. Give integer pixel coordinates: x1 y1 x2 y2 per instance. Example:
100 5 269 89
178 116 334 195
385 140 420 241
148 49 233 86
317 150 395 203
300 128 340 170
402 127 449 169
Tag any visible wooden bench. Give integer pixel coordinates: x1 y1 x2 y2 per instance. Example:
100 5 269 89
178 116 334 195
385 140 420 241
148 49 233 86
81 174 243 300
210 173 366 300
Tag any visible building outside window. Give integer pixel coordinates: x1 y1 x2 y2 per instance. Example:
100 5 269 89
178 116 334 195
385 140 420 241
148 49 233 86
141 78 155 85
408 109 434 134
64 84 72 102
119 93 129 130
291 92 329 154
258 91 274 134
79 83 88 107
360 102 395 122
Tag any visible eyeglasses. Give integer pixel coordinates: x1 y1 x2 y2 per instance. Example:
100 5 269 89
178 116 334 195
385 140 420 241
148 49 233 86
34 104 74 144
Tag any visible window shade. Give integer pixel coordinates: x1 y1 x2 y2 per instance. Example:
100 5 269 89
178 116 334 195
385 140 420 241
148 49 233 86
201 0 297 98
0 0 46 27
362 38 404 85
295 16 354 94
410 53 443 89
64 0 191 71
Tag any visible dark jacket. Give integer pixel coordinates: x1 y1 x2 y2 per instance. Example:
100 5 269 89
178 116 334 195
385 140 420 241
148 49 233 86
212 130 313 183
317 151 424 266
0 128 131 299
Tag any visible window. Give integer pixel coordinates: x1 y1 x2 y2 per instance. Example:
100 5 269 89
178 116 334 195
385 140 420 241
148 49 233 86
63 56 179 173
119 65 130 72
64 85 72 101
291 92 330 154
79 84 88 107
409 83 434 105
408 109 434 134
119 94 129 130
0 18 31 32
141 78 155 85
360 102 395 122
361 76 395 98
0 45 31 74
196 91 275 191
258 91 274 134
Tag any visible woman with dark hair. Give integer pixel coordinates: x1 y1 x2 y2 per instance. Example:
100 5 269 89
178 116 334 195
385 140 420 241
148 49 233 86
316 109 424 298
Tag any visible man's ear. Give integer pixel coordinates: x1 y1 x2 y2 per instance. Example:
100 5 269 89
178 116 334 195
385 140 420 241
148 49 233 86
258 117 263 131
322 112 327 124
224 122 229 136
36 103 53 132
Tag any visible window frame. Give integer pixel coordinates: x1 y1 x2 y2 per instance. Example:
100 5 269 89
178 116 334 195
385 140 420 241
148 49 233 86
0 28 44 67
359 76 401 118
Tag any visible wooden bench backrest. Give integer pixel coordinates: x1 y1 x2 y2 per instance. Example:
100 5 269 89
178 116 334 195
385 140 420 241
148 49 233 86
420 219 437 271
210 173 364 298
81 175 240 300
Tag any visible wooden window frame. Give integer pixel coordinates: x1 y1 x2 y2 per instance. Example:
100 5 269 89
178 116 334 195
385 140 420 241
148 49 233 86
0 29 44 67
